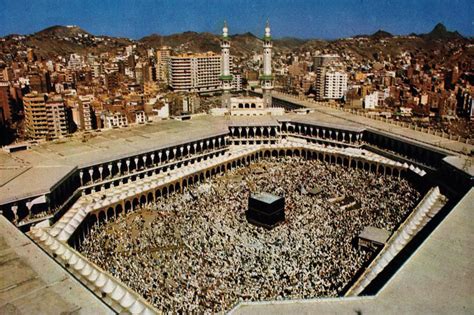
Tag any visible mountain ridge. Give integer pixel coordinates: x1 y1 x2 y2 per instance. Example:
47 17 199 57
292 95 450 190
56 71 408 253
0 23 470 60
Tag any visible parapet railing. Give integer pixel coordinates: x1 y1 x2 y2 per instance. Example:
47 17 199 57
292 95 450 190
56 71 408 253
29 227 159 315
346 186 446 296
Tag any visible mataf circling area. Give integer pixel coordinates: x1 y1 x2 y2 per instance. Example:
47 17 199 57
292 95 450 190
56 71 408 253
79 157 420 313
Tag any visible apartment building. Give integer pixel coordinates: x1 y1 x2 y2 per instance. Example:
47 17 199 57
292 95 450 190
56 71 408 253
169 52 224 93
315 67 348 100
24 92 69 139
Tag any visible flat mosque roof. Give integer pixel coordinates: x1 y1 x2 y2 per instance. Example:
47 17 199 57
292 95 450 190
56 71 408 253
1 106 472 206
252 192 282 204
0 216 113 314
359 226 391 244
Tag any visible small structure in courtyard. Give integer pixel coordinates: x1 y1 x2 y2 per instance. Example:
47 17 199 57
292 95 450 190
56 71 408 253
246 192 285 229
358 226 391 251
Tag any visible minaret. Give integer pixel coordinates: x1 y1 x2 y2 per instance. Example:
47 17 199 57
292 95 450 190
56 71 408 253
220 21 232 108
260 19 273 108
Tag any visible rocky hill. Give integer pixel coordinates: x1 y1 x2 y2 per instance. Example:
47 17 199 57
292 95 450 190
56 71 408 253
0 25 134 60
0 23 470 62
421 23 464 41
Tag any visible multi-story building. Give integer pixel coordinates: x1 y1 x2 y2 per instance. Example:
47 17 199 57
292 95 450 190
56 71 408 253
313 54 340 68
102 111 128 129
232 74 243 91
315 67 348 100
168 52 224 93
78 95 94 131
135 111 147 124
156 46 171 84
105 70 120 92
0 82 13 125
46 95 69 138
24 92 69 139
364 92 378 109
28 72 47 93
68 53 83 70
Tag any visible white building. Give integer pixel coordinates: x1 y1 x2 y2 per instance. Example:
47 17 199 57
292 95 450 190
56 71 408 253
230 96 264 110
169 52 227 93
316 67 348 100
135 111 147 124
68 54 83 70
103 112 128 129
211 96 284 116
155 103 169 119
232 74 243 91
364 92 378 109
324 70 348 99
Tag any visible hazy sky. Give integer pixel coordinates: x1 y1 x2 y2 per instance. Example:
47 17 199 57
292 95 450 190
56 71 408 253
0 0 473 39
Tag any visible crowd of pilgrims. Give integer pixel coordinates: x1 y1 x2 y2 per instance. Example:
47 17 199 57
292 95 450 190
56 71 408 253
79 156 420 313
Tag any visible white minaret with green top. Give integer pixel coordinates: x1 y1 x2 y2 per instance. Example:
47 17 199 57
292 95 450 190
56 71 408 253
220 21 232 108
260 20 273 108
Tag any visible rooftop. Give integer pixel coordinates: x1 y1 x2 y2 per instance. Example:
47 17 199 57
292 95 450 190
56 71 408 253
0 216 112 314
272 92 474 154
1 105 471 206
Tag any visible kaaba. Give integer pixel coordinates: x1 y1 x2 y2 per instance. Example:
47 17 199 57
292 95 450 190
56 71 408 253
246 192 285 229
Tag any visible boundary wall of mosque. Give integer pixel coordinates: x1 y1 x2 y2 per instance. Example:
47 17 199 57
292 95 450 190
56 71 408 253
2 117 472 228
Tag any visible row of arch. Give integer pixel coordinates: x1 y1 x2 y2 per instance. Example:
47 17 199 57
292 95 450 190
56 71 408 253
237 103 257 109
365 131 445 168
78 135 228 186
81 150 228 195
69 146 406 248
229 126 279 138
281 122 363 144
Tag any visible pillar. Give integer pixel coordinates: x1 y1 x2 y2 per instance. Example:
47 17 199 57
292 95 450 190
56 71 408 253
134 157 139 171
88 168 94 184
117 161 122 175
79 171 84 186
